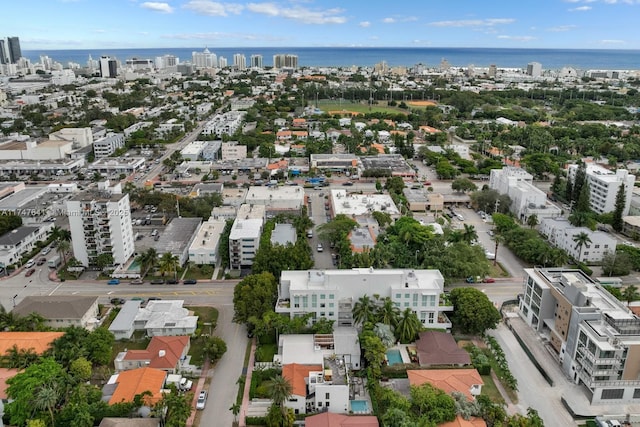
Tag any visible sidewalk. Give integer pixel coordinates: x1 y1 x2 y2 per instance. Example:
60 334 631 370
239 338 257 427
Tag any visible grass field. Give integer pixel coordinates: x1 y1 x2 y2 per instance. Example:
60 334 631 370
316 100 408 115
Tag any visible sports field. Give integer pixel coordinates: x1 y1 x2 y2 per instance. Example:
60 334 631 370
316 99 437 116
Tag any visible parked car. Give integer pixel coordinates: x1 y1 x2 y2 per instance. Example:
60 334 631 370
342 181 354 186
196 391 207 410
317 243 324 252
130 279 144 285
25 259 35 268
183 279 198 285
166 279 179 285
107 279 120 285
307 230 313 238
482 277 496 283
41 247 51 256
25 268 36 277
148 297 162 301
36 258 46 266
110 298 126 305
150 279 165 285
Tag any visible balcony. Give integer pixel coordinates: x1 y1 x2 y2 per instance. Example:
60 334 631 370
275 298 291 314
435 312 452 329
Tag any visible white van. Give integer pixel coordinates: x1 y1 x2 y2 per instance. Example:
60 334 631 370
456 213 464 221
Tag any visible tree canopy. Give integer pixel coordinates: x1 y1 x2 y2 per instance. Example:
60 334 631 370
449 287 501 335
233 272 278 326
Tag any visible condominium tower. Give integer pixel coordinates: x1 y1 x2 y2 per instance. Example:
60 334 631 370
67 181 135 267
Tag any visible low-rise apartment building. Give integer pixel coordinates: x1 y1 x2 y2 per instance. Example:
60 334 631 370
93 133 125 158
188 218 226 265
229 204 265 270
539 217 617 264
519 267 640 404
276 268 452 329
567 164 634 216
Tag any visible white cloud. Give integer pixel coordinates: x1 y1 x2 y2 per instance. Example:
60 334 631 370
382 17 395 24
428 18 515 27
359 21 371 28
183 1 243 16
246 2 346 24
382 15 417 24
141 2 174 13
599 39 625 44
569 5 592 10
547 24 577 31
497 35 536 42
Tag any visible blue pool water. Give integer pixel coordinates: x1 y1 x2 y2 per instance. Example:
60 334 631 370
386 349 403 365
350 400 369 413
127 260 141 271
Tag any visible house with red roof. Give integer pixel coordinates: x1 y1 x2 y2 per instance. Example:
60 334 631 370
104 367 167 405
114 336 190 373
407 368 484 400
282 363 323 415
414 331 471 367
440 416 487 427
305 412 379 427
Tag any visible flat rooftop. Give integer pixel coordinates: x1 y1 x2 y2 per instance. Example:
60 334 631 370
152 217 202 255
330 189 399 216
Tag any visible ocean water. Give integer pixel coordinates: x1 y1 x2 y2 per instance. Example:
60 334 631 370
23 47 640 70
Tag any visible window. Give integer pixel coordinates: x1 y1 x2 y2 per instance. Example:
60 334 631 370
395 293 401 299
600 350 615 359
633 388 640 399
320 303 325 308
325 393 330 399
320 294 326 300
421 295 428 307
428 312 435 324
404 293 410 299
601 389 624 400
404 302 409 307
413 294 418 306
328 294 334 299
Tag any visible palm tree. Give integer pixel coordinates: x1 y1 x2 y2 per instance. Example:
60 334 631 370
526 214 539 229
352 295 376 326
622 285 640 306
266 375 292 419
493 234 505 267
461 224 478 244
57 240 71 266
375 297 400 327
158 252 179 279
395 308 422 343
229 403 241 424
2 345 39 369
34 383 60 427
573 232 592 262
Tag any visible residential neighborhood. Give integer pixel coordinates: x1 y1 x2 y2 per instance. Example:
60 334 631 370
1 32 640 427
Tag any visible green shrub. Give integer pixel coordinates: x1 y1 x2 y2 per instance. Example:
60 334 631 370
245 416 267 425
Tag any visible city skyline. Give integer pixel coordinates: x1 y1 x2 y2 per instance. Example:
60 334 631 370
7 0 640 51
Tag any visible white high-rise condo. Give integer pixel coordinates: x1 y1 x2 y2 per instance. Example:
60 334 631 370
567 164 634 216
66 181 135 267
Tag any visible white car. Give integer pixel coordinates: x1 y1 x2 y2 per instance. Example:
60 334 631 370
42 247 51 256
317 243 323 252
196 391 207 410
25 259 35 268
485 251 496 260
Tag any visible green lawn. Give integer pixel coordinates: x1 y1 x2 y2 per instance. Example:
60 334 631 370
255 344 278 363
187 307 220 367
480 374 505 404
182 264 215 280
316 100 408 115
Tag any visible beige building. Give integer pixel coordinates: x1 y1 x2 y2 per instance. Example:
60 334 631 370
12 296 100 330
221 142 247 161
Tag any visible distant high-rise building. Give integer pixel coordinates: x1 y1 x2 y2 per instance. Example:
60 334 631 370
250 54 263 68
99 56 117 78
233 53 246 70
488 64 497 78
7 37 21 63
0 40 7 64
87 54 98 70
272 54 298 69
218 56 227 68
192 48 217 68
527 61 542 78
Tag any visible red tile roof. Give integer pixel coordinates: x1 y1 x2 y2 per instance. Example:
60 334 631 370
440 415 487 427
407 369 483 400
124 336 189 370
0 332 64 356
305 412 379 427
282 363 323 397
415 331 471 366
0 368 20 399
109 367 166 405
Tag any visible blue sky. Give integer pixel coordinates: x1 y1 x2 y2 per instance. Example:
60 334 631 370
7 0 640 50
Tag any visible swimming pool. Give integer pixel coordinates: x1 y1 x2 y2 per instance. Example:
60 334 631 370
386 349 403 365
127 260 141 271
350 400 369 413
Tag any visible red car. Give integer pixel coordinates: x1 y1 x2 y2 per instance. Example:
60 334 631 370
25 268 36 277
423 181 432 186
482 277 496 283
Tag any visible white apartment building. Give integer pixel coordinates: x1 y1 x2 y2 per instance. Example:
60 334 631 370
233 53 246 70
276 268 452 329
245 185 306 214
229 204 265 270
67 181 135 267
527 62 542 77
489 167 561 221
192 48 217 68
221 142 247 161
539 217 617 264
520 268 640 405
188 218 226 265
93 132 125 158
201 111 246 138
568 164 635 216
0 224 54 270
250 54 263 68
